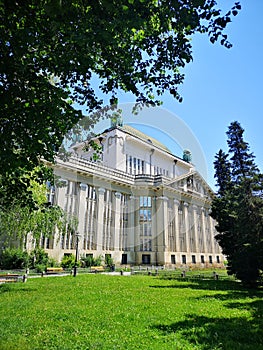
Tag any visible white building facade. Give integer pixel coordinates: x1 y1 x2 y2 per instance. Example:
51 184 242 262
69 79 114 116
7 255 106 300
44 122 223 267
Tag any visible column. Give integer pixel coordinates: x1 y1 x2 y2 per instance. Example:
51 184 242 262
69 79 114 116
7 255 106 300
209 215 216 255
192 205 199 253
183 202 190 253
127 196 135 251
174 199 180 252
201 207 208 253
133 197 140 265
56 180 68 209
96 187 105 250
112 192 121 251
156 196 169 264
54 180 68 253
78 183 87 236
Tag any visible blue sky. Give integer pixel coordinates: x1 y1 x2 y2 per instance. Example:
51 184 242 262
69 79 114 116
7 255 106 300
160 0 263 189
168 0 263 189
88 1 263 190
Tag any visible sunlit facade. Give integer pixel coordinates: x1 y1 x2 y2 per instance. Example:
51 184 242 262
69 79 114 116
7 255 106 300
43 121 223 267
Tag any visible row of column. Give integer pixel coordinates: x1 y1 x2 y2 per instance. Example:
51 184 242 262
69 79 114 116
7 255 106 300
78 187 123 251
120 195 218 255
168 198 217 254
56 183 218 257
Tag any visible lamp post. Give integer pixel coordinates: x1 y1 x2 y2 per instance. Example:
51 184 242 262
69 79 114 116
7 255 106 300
73 232 81 277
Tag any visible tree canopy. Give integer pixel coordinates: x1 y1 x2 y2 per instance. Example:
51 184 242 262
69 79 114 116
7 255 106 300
1 0 241 182
211 122 263 288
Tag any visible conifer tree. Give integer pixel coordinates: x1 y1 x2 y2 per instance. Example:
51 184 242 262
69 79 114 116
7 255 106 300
211 122 263 287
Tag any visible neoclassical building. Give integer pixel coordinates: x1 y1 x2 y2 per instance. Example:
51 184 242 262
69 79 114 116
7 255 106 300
44 119 223 267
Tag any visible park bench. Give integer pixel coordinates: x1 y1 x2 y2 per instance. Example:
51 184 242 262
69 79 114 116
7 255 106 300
45 267 64 275
90 266 105 273
0 274 24 283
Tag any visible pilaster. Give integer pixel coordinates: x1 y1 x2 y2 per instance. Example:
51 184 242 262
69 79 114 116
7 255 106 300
192 205 200 253
96 187 105 250
127 196 136 251
156 196 169 261
112 192 121 251
183 202 190 253
78 183 87 236
201 207 208 253
209 215 216 255
174 199 180 252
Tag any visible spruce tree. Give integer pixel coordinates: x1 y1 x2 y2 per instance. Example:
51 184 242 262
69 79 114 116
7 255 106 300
211 122 263 287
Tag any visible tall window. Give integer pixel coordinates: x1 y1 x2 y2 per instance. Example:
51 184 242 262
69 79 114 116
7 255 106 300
139 197 152 251
46 181 55 205
137 159 141 174
129 156 132 174
126 156 146 175
133 157 137 174
141 160 145 174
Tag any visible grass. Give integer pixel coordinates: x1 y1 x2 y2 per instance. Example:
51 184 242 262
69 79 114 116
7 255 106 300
0 274 262 350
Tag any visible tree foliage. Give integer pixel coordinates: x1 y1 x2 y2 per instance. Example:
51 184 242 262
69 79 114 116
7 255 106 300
0 166 78 249
211 122 263 287
0 247 29 269
0 0 241 185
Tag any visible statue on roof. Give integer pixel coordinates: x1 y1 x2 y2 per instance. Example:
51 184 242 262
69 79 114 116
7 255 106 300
110 111 123 127
183 149 192 163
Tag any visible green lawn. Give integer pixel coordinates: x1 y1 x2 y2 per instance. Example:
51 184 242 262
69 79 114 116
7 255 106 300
0 274 262 350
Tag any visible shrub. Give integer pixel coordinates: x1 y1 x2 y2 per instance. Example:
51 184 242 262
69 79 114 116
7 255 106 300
81 255 102 267
93 255 102 266
29 248 49 269
47 257 59 267
81 255 93 268
35 264 46 273
61 254 80 269
104 254 114 267
0 248 29 269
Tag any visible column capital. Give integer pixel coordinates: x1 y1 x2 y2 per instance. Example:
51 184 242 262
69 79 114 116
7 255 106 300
174 199 180 206
156 196 168 202
183 202 189 207
192 204 198 211
115 191 122 199
129 195 136 200
80 183 87 190
98 187 106 195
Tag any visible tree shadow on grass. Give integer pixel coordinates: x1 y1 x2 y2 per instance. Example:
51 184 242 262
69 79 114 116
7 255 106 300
0 283 36 294
150 279 263 305
151 278 263 293
150 279 263 350
151 300 263 350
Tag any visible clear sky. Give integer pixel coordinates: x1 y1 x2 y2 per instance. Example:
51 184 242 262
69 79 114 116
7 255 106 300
164 0 263 189
86 1 263 190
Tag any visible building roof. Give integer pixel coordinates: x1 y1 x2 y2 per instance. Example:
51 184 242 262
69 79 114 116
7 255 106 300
120 125 172 154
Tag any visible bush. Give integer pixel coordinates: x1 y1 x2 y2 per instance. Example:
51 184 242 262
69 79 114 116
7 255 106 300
81 255 93 268
93 255 102 266
0 248 29 269
81 255 102 267
61 254 80 269
47 257 59 267
104 255 114 268
35 264 46 273
29 248 49 269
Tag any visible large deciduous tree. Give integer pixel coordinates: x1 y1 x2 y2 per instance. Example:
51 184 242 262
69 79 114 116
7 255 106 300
1 0 240 180
211 122 263 288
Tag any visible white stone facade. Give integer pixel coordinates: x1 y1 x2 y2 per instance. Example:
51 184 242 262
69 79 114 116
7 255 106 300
43 124 223 267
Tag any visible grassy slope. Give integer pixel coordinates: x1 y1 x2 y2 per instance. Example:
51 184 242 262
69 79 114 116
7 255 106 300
0 274 262 350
